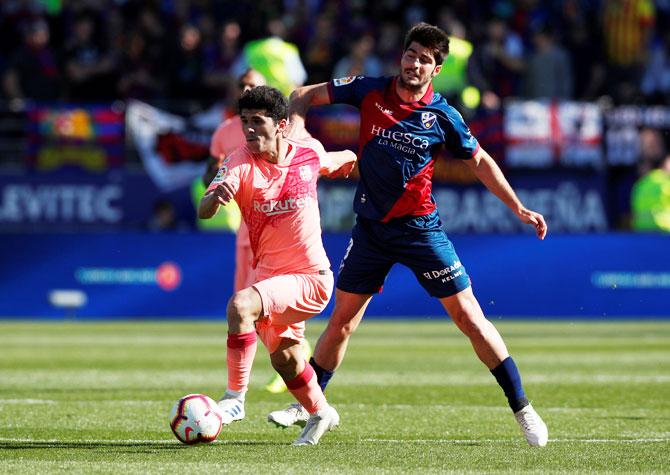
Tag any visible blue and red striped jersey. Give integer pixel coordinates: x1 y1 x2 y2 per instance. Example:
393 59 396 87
328 75 480 222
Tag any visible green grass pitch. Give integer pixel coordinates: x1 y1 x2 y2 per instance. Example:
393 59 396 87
0 320 668 474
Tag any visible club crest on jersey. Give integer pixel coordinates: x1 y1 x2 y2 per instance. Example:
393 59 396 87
421 112 436 129
333 76 356 87
299 165 313 182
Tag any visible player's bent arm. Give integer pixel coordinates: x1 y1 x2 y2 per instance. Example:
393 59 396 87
322 150 357 178
198 190 222 219
465 147 548 239
198 182 235 219
288 83 331 128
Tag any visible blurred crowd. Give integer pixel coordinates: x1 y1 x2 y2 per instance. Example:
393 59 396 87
1 0 669 110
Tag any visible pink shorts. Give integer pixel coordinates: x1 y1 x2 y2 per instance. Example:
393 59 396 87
252 270 333 353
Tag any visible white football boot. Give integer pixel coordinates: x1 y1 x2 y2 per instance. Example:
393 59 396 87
217 394 245 425
514 404 548 447
293 405 339 446
268 403 310 428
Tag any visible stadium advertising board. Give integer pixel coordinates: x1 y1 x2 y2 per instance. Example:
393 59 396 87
0 233 666 319
318 172 609 233
0 171 194 231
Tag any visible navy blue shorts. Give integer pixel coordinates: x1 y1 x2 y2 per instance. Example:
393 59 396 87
336 212 471 298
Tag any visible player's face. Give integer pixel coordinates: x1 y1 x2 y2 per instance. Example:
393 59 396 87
240 109 286 154
399 41 442 91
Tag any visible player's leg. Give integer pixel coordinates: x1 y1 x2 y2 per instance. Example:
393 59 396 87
266 300 376 429
234 228 288 393
439 287 509 368
218 286 264 424
268 223 391 428
310 222 392 391
254 272 338 444
403 222 547 447
266 338 311 394
269 338 339 445
439 289 548 447
309 289 373 389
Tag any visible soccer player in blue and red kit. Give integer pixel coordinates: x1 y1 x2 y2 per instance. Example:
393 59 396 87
269 23 549 446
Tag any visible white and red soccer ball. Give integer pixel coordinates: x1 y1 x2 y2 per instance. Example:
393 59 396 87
169 394 223 444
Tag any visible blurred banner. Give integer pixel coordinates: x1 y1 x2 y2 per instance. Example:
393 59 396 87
318 172 609 233
0 233 667 318
0 173 608 232
504 100 603 169
126 100 218 191
26 103 125 171
4 101 669 233
605 105 670 166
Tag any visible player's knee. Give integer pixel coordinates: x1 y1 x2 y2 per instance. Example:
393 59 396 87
226 291 255 325
327 319 357 341
454 309 487 338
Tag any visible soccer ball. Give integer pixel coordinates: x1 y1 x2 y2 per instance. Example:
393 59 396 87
169 394 223 445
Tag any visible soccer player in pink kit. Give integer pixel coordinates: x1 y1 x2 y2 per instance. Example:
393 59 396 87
199 86 356 446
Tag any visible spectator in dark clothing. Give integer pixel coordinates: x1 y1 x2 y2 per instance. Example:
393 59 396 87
2 19 61 101
167 24 207 106
523 27 573 99
63 15 118 101
117 30 164 101
468 17 525 109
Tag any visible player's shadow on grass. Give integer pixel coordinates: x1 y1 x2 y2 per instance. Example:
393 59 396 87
0 440 280 451
593 416 666 421
0 441 183 451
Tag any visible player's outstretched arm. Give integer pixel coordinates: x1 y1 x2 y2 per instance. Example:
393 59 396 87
198 182 235 219
464 147 548 240
322 150 357 178
286 83 330 138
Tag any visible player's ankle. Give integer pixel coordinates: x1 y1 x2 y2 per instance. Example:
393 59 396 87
224 388 246 401
309 357 335 392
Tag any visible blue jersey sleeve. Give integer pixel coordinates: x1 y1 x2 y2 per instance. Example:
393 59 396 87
328 76 384 108
439 106 480 159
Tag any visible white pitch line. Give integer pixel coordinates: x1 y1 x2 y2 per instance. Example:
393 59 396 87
0 399 56 405
0 437 668 445
362 438 669 444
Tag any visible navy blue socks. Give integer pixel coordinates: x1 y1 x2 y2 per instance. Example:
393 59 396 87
309 357 334 392
490 356 529 413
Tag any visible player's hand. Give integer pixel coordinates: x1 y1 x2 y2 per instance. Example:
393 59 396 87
328 159 356 179
212 182 235 205
516 208 547 240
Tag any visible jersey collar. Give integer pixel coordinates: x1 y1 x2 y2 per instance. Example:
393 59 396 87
388 76 434 108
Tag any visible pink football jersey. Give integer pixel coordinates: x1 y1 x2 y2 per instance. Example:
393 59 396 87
208 137 340 276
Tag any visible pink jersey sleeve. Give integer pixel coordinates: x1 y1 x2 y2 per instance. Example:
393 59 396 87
206 148 248 199
210 116 246 159
287 136 338 175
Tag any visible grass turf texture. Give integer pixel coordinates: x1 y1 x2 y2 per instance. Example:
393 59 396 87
0 320 668 474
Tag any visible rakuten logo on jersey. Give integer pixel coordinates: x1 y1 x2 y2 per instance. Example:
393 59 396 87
370 125 430 154
253 197 311 216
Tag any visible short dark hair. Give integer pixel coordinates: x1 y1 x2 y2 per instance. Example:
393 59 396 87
237 86 288 123
403 23 450 65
